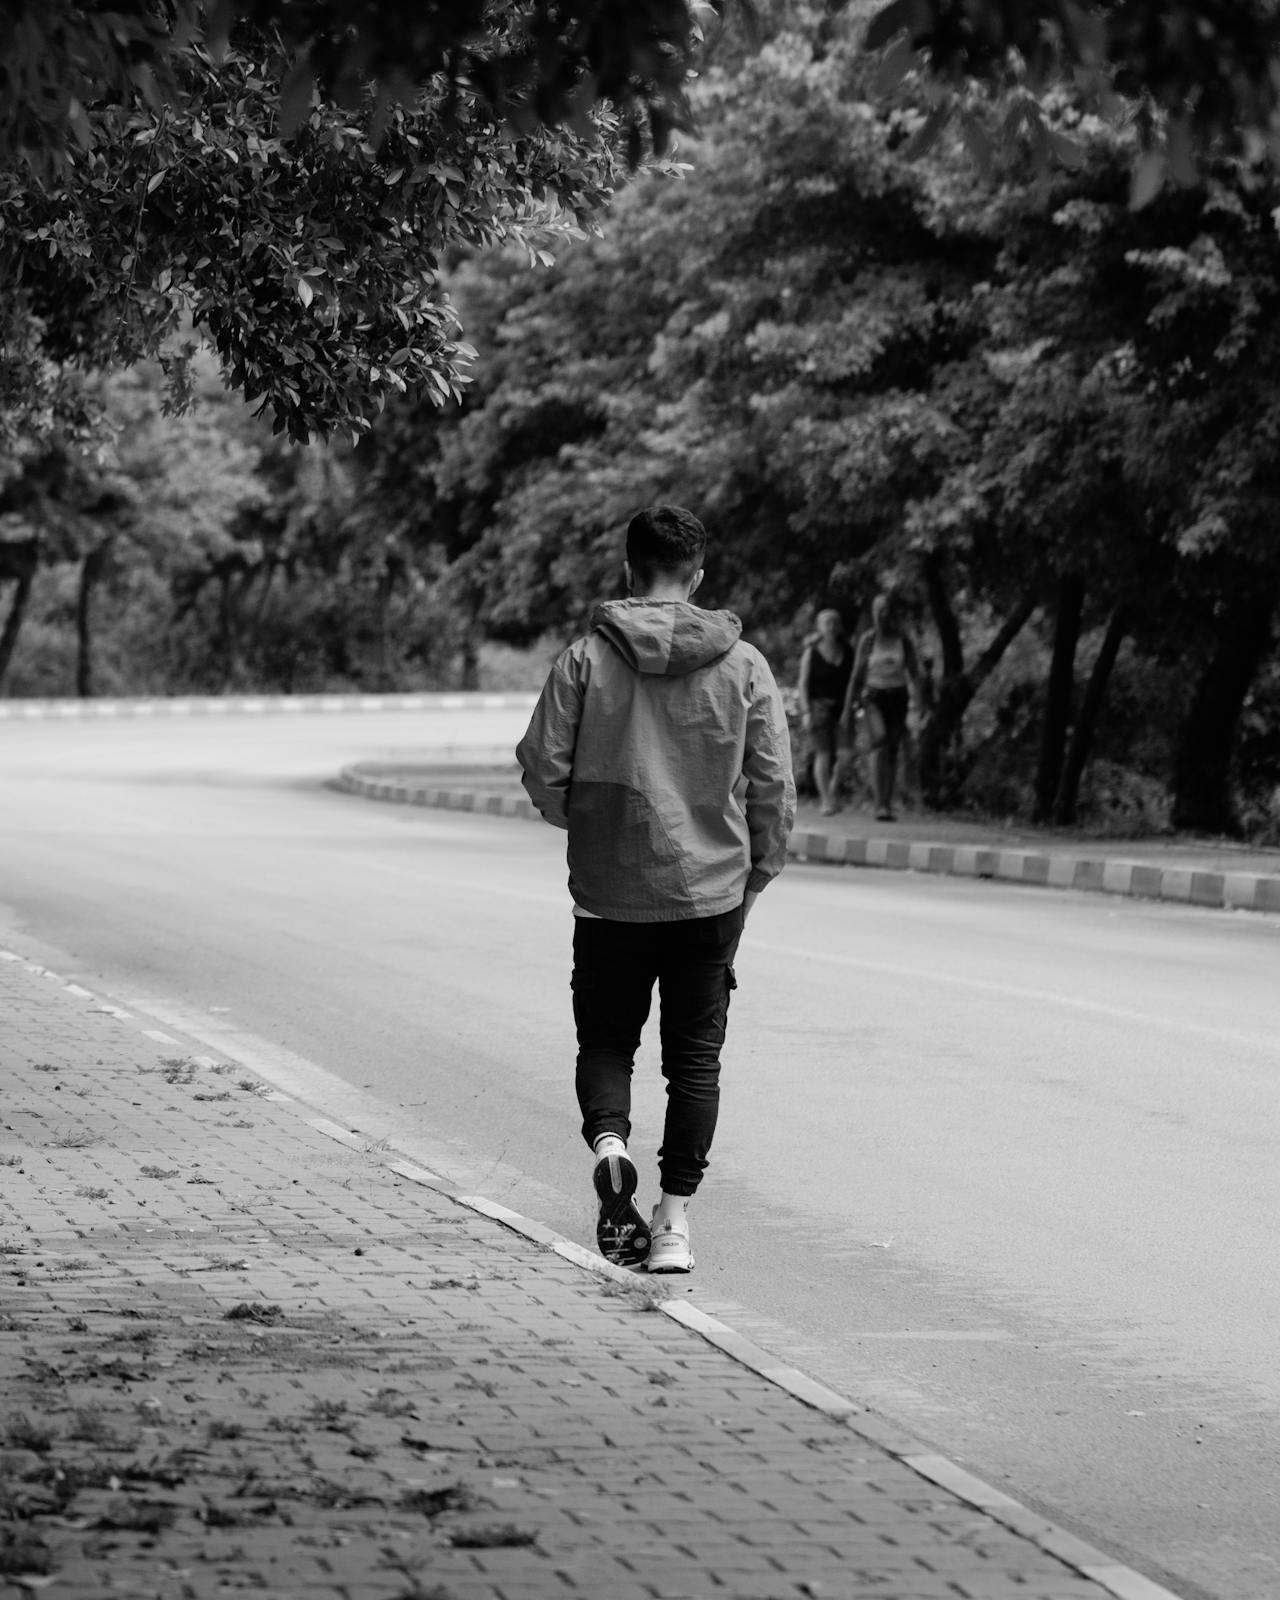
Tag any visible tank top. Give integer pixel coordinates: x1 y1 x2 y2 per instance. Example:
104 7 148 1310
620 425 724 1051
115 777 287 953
806 645 852 704
864 632 908 691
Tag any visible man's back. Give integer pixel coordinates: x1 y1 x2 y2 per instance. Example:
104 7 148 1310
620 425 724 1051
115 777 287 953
517 597 794 922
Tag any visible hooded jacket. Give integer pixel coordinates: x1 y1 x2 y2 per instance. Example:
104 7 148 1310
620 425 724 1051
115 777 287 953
516 598 796 921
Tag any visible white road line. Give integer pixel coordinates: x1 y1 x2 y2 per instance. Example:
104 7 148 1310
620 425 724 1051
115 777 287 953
754 936 1280 1057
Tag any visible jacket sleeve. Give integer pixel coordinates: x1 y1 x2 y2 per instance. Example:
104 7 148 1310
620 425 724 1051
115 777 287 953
515 648 583 831
742 653 797 893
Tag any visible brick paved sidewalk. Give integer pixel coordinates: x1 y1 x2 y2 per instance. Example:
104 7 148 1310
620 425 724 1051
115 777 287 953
1 949 1179 1600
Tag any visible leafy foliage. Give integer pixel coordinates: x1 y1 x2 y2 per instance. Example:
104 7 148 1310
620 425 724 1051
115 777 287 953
1 34 623 444
8 0 1280 836
345 1 1280 831
866 1 1280 193
0 0 724 172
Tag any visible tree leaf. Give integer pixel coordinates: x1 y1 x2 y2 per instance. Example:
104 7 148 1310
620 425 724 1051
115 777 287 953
904 102 952 162
1130 148 1166 210
1048 130 1086 170
872 34 918 100
865 0 931 54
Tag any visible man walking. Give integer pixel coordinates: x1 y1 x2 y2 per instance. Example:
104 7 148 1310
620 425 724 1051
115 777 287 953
516 505 796 1273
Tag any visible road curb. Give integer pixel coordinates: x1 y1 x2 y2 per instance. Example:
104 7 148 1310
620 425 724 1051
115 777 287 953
0 691 538 719
333 764 1280 917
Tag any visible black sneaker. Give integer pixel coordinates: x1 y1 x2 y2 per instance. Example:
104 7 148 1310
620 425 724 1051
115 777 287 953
593 1151 650 1267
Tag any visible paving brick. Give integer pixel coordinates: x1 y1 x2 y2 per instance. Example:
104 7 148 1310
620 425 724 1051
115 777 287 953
0 955 1174 1600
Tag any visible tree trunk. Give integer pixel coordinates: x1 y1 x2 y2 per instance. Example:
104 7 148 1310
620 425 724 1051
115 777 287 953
0 539 40 691
459 626 480 690
1171 584 1277 836
1053 603 1129 825
218 570 239 689
377 565 395 688
1033 573 1085 823
76 540 113 698
917 589 1038 807
920 548 964 680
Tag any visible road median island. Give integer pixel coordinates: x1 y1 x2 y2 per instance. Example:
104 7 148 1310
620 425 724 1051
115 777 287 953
0 949 1186 1600
335 761 1280 916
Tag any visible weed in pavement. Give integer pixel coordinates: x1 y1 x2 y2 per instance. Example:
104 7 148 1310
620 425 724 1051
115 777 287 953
67 1406 123 1445
386 1575 459 1600
50 1128 95 1148
74 1185 108 1198
200 1498 280 1528
4 1414 54 1453
399 1483 476 1517
304 1398 351 1431
176 1255 250 1274
0 1528 52 1578
369 1388 418 1418
0 1156 20 1168
142 1058 197 1084
599 1276 670 1311
224 1302 285 1325
446 1522 537 1549
94 1497 179 1534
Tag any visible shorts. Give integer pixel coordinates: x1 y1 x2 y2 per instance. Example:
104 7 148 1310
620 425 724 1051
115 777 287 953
807 699 849 763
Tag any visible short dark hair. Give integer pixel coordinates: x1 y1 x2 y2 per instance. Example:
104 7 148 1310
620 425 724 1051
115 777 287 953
626 505 707 587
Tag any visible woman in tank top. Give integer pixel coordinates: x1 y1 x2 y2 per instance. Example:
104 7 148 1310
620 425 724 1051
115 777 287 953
842 592 921 821
797 608 854 815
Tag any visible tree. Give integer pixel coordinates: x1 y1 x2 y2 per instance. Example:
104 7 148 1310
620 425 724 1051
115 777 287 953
11 2 1280 175
1 0 718 173
0 17 631 682
865 1 1280 194
1 31 626 445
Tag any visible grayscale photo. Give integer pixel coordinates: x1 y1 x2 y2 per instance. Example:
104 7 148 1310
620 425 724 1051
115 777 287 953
2 2 1279 1598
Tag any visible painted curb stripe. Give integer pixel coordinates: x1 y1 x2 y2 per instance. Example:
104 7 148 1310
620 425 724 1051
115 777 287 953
336 769 1280 918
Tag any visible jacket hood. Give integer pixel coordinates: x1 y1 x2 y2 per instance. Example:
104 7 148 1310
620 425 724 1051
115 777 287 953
590 599 742 677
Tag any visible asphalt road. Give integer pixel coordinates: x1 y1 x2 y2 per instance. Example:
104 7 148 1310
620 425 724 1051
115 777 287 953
2 706 1278 1600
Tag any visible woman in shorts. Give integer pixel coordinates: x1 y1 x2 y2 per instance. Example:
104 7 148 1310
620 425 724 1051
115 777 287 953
797 608 854 815
843 592 921 822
